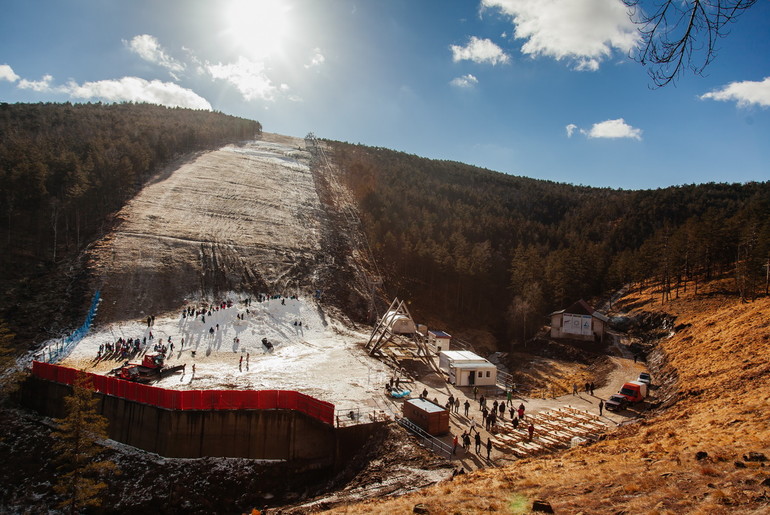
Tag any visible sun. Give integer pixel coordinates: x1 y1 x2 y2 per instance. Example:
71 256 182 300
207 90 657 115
223 0 292 59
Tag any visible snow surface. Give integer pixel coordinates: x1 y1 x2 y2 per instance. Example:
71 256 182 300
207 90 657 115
59 296 391 410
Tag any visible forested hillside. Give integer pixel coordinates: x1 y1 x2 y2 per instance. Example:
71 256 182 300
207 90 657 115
329 142 770 344
0 102 260 340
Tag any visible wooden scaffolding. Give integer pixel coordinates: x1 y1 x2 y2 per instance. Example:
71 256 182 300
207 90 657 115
366 298 429 357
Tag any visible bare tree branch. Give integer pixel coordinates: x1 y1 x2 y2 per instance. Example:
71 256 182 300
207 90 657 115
624 0 758 87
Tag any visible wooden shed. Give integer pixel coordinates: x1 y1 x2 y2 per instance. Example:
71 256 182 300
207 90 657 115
402 398 450 436
549 299 608 342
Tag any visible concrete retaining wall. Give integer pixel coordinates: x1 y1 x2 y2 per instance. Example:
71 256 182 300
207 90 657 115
23 377 384 469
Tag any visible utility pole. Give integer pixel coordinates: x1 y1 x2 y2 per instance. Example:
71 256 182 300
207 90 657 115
367 275 382 324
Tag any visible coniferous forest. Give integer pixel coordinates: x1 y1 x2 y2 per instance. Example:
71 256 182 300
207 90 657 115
329 142 770 343
1 103 768 350
0 103 260 340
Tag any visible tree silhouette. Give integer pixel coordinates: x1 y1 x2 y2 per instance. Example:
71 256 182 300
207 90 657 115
624 0 759 86
51 372 117 514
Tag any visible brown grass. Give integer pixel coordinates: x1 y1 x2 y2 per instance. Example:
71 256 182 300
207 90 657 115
325 280 770 514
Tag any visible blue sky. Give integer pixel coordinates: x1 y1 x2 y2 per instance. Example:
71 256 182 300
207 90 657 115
1 0 769 190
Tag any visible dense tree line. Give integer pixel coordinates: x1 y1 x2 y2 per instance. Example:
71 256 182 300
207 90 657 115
329 142 770 344
0 102 260 276
0 102 259 344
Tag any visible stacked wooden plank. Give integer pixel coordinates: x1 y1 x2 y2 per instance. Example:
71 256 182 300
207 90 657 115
489 405 608 458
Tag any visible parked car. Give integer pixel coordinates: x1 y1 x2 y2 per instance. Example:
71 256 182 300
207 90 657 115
604 394 629 412
637 372 651 385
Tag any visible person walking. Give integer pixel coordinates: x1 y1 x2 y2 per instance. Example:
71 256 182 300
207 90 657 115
474 431 481 453
518 403 525 420
599 399 604 416
486 438 493 460
473 386 478 399
464 400 470 417
454 397 460 413
528 423 535 440
452 434 458 455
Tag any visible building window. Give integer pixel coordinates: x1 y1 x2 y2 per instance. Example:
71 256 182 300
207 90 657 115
486 371 491 377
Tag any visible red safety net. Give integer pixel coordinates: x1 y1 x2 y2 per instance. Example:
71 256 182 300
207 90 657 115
31 361 334 425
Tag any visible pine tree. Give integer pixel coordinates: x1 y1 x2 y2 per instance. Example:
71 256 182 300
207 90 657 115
51 371 117 514
0 320 22 401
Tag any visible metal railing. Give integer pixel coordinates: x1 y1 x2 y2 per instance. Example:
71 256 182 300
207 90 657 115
397 417 452 458
335 407 391 427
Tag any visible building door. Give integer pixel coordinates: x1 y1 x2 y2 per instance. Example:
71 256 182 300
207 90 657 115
469 371 475 385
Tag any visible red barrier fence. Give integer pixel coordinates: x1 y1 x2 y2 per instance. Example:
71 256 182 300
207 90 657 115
31 361 335 425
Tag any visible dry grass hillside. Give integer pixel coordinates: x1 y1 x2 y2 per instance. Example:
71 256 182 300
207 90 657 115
329 280 770 514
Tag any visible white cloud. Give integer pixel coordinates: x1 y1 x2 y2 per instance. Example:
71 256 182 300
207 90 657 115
451 36 510 65
565 123 578 137
575 58 600 72
0 64 20 82
65 77 211 110
206 57 277 101
125 34 185 73
18 74 55 92
583 118 642 140
305 48 325 69
482 0 638 71
450 74 479 88
700 77 770 108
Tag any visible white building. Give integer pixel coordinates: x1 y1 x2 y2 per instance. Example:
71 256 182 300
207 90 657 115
549 299 608 342
438 350 497 387
427 330 451 353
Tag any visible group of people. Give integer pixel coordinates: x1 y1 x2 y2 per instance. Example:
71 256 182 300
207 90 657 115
97 337 143 360
454 427 495 460
573 381 597 396
181 301 232 323
424 386 539 464
96 333 183 361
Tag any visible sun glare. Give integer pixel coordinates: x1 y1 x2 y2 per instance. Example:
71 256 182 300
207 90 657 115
224 0 291 58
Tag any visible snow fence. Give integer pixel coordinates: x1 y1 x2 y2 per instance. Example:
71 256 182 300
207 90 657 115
40 290 101 363
31 361 334 425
